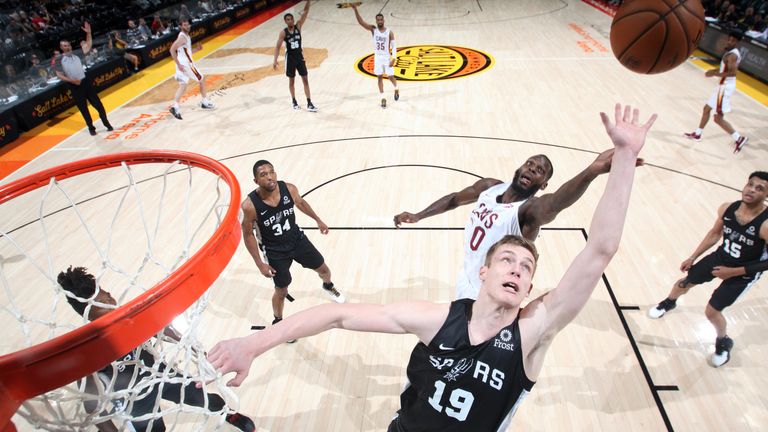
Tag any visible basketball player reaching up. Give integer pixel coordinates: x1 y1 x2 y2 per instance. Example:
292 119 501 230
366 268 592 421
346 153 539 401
351 4 398 108
57 266 255 432
394 148 641 300
683 31 749 152
648 171 768 367
169 18 214 120
273 1 317 112
241 160 345 339
208 104 656 431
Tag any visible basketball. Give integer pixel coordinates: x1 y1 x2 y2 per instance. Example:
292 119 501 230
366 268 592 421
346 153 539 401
610 0 705 74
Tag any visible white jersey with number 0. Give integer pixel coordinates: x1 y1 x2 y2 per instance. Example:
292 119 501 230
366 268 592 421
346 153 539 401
456 182 528 300
373 27 391 57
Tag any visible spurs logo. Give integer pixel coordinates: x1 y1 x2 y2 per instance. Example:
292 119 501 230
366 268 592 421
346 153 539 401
444 358 474 382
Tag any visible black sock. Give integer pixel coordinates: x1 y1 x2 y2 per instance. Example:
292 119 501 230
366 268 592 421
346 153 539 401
667 297 677 304
272 316 282 325
292 98 297 104
307 98 312 104
323 282 334 290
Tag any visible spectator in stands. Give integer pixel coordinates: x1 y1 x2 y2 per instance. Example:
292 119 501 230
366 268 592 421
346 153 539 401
54 22 114 136
151 12 166 35
110 30 140 71
138 18 152 39
29 52 50 83
30 11 48 31
179 4 192 22
739 7 757 28
753 12 767 31
126 19 145 45
718 2 738 24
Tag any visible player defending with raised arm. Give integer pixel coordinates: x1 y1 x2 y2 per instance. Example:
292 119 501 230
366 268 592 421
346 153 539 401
208 104 656 431
394 148 641 300
273 1 316 111
169 19 214 120
351 4 398 108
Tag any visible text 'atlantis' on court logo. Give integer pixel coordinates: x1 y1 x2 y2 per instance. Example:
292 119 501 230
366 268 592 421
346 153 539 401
355 45 494 81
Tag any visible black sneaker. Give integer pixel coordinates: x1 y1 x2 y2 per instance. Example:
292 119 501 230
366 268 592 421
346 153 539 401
381 98 386 108
322 282 346 303
169 106 182 120
394 89 399 101
710 336 734 367
88 127 97 136
292 100 300 110
105 123 114 132
272 317 297 343
307 101 317 112
225 413 256 432
647 298 676 319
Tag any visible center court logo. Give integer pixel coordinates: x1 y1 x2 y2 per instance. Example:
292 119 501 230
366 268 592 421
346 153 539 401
356 45 493 81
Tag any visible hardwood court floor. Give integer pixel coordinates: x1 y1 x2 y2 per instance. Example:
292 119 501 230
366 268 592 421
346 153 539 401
4 1 767 431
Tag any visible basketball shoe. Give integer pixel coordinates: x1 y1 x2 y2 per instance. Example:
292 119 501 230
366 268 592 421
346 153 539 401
225 413 256 432
307 101 317 112
322 282 346 303
733 136 749 153
169 106 182 120
648 298 676 319
200 100 215 109
709 336 734 367
683 131 701 141
381 98 386 108
394 89 399 101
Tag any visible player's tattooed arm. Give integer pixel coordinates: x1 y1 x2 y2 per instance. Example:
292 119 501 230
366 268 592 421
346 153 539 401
393 178 501 227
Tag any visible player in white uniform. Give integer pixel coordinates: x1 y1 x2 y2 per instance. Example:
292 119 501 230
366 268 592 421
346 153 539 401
394 149 639 299
351 4 399 108
169 19 214 120
683 31 748 152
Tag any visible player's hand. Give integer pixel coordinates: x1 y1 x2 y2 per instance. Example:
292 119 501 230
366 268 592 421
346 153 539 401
679 257 695 272
272 60 278 70
394 212 420 227
82 21 91 33
257 263 276 278
712 266 742 280
589 148 645 175
177 64 186 72
705 69 717 77
207 337 255 387
71 78 81 85
600 103 657 157
318 221 329 234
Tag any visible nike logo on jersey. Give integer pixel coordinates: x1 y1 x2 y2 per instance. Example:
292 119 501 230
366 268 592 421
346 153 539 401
724 217 731 221
439 343 455 351
260 210 268 215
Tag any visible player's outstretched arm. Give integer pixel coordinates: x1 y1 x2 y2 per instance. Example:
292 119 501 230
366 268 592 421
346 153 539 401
351 4 374 31
393 178 501 227
522 104 656 377
297 0 310 29
208 301 448 387
287 183 329 233
522 148 644 232
82 21 92 54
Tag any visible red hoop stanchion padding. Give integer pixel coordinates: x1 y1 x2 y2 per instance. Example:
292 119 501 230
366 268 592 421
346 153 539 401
0 151 241 432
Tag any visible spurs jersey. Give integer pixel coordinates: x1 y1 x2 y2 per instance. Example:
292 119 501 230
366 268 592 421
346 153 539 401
719 47 741 85
717 201 768 265
284 26 303 58
176 32 193 65
97 346 159 402
373 27 391 57
390 299 535 432
457 182 527 299
248 181 302 255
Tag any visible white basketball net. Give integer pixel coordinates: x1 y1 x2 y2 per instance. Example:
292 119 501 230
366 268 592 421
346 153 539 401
0 160 239 431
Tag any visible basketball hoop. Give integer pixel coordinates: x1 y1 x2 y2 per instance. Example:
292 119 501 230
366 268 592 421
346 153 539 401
0 151 241 432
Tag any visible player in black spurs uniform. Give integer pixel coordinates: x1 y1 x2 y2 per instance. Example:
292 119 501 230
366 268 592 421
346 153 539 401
649 171 768 367
241 160 345 338
273 1 317 112
209 104 656 430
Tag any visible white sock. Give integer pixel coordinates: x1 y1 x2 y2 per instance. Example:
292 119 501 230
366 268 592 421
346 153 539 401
731 132 741 141
173 102 179 109
695 128 703 135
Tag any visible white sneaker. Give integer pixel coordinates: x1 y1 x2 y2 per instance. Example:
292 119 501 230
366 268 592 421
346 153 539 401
708 336 733 368
648 298 676 319
200 100 215 109
323 284 346 303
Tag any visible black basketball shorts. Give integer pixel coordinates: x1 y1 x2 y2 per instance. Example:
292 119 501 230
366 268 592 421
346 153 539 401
265 234 324 288
285 54 308 78
686 252 763 311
